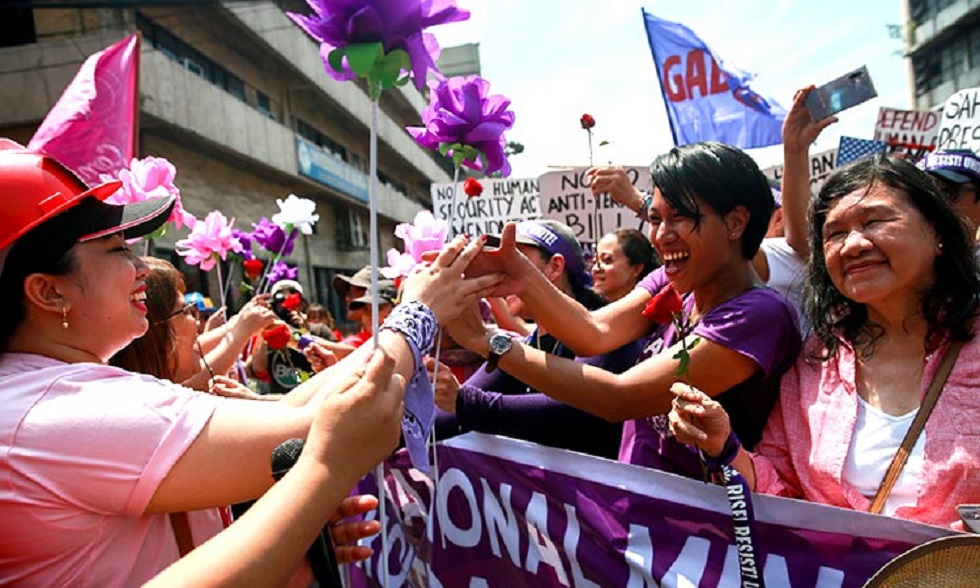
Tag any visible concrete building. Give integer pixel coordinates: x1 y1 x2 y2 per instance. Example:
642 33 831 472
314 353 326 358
905 0 980 109
0 0 454 327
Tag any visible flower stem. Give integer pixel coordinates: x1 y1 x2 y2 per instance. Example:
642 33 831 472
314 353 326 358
448 165 461 238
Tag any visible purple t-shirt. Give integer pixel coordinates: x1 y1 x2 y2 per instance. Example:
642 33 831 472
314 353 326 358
619 268 801 480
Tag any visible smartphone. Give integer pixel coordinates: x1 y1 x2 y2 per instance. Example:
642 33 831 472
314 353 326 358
958 504 980 533
805 66 877 121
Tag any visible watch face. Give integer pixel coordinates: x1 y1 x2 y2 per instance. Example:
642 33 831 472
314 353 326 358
489 333 513 355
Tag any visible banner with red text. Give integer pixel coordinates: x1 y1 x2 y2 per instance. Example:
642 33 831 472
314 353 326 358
349 433 953 587
29 34 139 185
642 10 786 149
873 107 939 161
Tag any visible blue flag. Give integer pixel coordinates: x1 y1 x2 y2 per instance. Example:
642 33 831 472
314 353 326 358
642 10 786 149
837 136 888 166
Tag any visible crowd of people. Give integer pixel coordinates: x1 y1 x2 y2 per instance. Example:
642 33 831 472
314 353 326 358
1 81 979 585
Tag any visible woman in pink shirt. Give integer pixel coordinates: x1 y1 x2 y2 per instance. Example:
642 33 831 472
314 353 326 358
670 154 980 528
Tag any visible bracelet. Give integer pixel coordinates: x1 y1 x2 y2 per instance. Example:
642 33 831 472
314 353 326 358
698 429 741 474
380 300 438 356
635 193 653 220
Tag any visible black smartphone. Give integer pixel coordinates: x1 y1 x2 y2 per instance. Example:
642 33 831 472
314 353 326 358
805 66 877 121
958 504 980 533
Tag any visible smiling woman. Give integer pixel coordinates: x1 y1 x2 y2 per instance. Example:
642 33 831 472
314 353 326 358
0 141 502 586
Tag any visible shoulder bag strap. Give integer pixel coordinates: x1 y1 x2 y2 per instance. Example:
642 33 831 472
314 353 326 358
870 340 964 514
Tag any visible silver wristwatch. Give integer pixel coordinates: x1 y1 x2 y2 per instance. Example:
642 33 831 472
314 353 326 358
485 332 515 373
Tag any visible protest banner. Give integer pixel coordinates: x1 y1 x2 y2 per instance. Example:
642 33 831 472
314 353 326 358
761 148 838 198
539 166 652 251
431 177 540 237
349 433 952 588
873 106 940 161
936 86 980 154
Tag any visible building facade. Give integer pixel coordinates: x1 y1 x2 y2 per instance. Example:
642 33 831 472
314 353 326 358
905 0 980 109
0 0 454 327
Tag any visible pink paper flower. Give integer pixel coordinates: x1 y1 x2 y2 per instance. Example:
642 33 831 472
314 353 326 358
381 210 448 278
102 156 197 229
175 211 243 271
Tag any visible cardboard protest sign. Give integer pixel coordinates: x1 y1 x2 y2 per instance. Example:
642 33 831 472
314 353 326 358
761 148 838 198
538 166 652 250
874 107 939 161
350 433 952 587
431 177 540 237
937 87 980 154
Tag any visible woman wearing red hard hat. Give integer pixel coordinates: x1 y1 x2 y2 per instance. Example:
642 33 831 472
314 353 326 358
0 141 500 586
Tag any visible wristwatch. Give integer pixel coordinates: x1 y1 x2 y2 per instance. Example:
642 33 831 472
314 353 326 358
484 332 515 373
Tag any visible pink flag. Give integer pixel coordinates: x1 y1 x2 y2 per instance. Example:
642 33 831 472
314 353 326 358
29 34 139 186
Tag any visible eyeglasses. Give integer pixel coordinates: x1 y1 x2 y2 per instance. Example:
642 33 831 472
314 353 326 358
155 302 198 324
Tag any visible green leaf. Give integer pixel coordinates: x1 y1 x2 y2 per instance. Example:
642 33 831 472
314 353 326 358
438 143 454 157
688 336 702 349
346 42 383 78
327 49 345 74
598 140 611 147
144 224 168 240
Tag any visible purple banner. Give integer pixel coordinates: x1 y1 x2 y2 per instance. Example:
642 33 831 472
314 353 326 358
350 434 954 587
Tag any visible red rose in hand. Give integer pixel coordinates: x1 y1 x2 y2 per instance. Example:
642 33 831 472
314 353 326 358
463 177 484 197
282 292 302 311
580 113 596 130
642 283 683 324
242 259 263 280
262 323 292 349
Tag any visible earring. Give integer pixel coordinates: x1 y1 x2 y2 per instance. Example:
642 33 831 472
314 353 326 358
61 306 69 329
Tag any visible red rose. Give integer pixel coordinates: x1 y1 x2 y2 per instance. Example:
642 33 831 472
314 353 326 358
262 323 292 349
580 113 596 130
642 283 683 324
282 292 302 311
242 259 263 280
463 177 484 197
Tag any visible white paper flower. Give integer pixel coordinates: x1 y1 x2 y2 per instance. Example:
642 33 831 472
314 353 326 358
272 194 319 235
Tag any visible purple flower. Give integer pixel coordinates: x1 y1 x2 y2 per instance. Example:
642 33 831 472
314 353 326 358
232 228 254 260
407 75 515 176
251 217 297 257
287 0 469 91
267 260 299 285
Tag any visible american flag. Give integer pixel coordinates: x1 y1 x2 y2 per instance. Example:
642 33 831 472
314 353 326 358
837 136 888 167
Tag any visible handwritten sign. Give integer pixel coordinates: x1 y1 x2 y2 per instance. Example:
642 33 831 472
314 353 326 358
874 106 939 162
761 148 838 198
431 178 540 237
937 87 980 154
538 167 652 249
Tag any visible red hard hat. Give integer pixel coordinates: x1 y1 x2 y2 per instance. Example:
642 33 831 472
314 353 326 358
0 140 122 251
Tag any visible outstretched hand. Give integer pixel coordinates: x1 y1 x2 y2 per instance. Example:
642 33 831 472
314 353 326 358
328 494 382 564
460 223 537 298
667 382 733 457
783 85 838 154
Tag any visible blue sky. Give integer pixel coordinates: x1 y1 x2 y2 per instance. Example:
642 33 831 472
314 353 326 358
433 0 907 178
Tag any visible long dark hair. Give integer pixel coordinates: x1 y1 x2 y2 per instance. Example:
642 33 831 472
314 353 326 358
612 228 659 280
806 154 978 360
649 141 773 260
110 257 186 379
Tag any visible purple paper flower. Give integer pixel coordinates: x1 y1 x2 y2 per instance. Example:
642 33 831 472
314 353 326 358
175 211 243 271
232 228 254 260
407 75 515 176
267 260 299 285
287 0 469 90
251 217 297 257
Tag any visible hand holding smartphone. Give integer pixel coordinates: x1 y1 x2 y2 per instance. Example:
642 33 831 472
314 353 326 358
958 504 980 533
805 66 877 121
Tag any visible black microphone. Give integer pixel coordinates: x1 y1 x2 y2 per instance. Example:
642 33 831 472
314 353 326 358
271 438 343 588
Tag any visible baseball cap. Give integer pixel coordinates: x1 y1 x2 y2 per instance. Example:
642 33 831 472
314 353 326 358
486 220 591 287
184 292 216 314
271 279 304 297
348 279 397 309
918 150 980 184
333 265 373 296
0 141 175 274
767 179 783 208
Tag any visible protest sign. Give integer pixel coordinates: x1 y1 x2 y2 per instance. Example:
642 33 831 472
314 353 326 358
937 87 980 154
431 177 540 237
539 166 652 250
349 433 952 588
761 148 838 198
873 107 939 161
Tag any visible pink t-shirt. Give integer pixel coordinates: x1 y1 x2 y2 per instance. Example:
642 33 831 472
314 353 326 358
0 353 223 587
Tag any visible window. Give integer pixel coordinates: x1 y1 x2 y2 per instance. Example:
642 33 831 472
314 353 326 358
296 119 348 161
256 91 275 119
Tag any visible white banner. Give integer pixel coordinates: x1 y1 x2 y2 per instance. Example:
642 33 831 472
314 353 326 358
431 177 540 237
937 87 980 154
874 106 939 161
761 148 838 198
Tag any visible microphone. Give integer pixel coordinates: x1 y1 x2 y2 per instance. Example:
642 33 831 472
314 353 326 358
271 438 343 588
